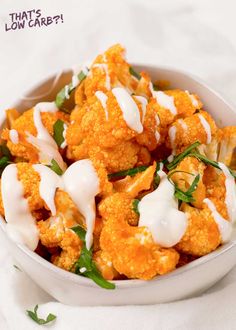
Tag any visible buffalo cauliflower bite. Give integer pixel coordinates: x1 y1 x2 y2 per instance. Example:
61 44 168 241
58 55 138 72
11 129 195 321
99 192 179 279
166 110 217 154
1 108 69 163
169 156 206 208
176 203 221 256
76 44 138 101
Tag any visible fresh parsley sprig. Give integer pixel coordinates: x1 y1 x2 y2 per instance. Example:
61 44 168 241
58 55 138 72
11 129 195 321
55 69 88 109
26 305 56 325
71 226 115 290
53 119 65 147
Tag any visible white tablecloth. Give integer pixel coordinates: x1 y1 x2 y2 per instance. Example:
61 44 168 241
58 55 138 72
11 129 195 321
0 0 236 329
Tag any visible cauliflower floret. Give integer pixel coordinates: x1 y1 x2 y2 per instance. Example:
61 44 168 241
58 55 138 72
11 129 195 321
176 203 221 256
166 110 217 154
99 192 179 279
99 192 138 226
75 44 138 102
1 108 68 163
93 250 120 280
218 126 236 167
169 156 206 208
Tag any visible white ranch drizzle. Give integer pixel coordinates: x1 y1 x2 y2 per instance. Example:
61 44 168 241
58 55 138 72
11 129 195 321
198 114 211 144
1 159 100 250
134 96 148 124
95 91 109 120
155 114 160 126
71 66 89 89
168 126 177 155
218 162 236 222
1 164 39 250
149 84 177 115
33 164 63 216
27 108 66 170
155 130 160 143
203 198 232 243
60 123 68 149
138 169 187 247
64 85 70 99
112 87 143 133
63 159 100 250
34 102 58 113
9 129 19 144
177 119 188 132
185 90 199 107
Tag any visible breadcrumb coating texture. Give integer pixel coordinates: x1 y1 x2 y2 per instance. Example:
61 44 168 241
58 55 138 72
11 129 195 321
99 192 179 279
1 108 68 163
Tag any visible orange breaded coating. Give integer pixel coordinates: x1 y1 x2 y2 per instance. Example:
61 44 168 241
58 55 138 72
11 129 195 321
99 192 138 226
203 166 228 219
176 203 221 256
113 162 156 198
217 126 236 167
99 193 179 279
169 156 206 208
93 250 120 280
166 110 217 154
67 90 148 173
77 44 138 101
1 108 68 163
38 191 84 270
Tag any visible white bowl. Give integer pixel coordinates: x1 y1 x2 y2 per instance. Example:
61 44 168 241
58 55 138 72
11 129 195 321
0 65 236 306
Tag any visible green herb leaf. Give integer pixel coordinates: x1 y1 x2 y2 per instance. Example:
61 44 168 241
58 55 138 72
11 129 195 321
48 159 63 175
71 225 115 290
108 165 148 180
0 144 11 158
153 162 161 189
26 305 56 325
166 141 201 171
129 66 141 80
0 156 10 169
132 199 140 215
53 119 65 147
55 69 88 109
168 173 200 203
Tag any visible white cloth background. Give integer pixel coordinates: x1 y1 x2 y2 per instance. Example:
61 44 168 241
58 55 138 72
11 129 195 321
0 0 236 329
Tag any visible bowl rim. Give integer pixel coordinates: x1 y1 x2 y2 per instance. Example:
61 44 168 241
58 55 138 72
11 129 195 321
1 63 236 290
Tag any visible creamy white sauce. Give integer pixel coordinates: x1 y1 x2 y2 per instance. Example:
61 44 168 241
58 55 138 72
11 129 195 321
64 85 70 99
134 96 148 124
150 87 177 115
198 114 211 144
27 108 66 170
93 63 110 90
204 198 232 243
9 129 19 144
63 160 100 249
168 126 177 155
155 130 160 143
1 159 100 250
33 164 63 216
112 87 143 133
155 114 160 126
34 102 58 113
218 162 236 222
1 164 39 250
138 170 187 247
60 123 68 149
95 91 109 120
185 90 199 107
177 119 188 132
